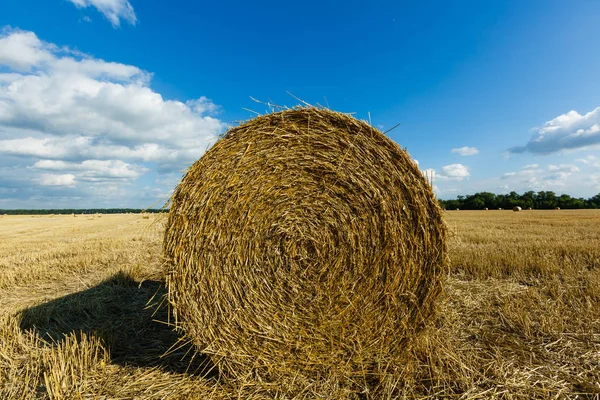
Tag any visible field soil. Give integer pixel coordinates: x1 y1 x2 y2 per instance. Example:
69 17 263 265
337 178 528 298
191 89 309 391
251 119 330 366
1 211 599 399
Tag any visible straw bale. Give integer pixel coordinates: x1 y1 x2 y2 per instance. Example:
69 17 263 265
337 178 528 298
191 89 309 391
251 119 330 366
513 206 522 212
163 108 447 385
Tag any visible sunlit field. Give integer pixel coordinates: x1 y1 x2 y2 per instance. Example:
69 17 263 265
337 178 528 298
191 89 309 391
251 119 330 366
1 211 599 399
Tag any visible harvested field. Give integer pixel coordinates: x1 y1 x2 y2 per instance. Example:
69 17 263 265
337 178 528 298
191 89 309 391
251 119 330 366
1 211 599 398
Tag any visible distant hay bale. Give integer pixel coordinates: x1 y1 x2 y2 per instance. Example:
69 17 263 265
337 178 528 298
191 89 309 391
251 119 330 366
456 208 460 211
513 206 522 212
498 208 503 210
72 213 76 217
484 207 489 211
527 207 533 210
164 108 447 385
142 214 150 219
554 207 561 210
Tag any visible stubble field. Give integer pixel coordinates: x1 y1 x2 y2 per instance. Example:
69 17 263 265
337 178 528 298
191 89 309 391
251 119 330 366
0 210 599 399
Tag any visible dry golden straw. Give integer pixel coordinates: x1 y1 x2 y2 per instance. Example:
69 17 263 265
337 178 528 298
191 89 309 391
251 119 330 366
163 107 447 387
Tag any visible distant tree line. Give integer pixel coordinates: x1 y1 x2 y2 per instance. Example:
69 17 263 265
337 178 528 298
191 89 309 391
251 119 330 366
0 208 165 215
440 191 600 210
3 191 600 214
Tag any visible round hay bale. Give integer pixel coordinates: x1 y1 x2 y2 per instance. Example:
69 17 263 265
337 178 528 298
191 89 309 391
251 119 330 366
498 207 503 210
484 207 489 211
513 206 522 212
163 108 447 384
554 207 561 210
527 207 533 210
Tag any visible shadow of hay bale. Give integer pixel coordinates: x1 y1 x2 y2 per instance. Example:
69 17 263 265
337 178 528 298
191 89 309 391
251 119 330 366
19 272 214 376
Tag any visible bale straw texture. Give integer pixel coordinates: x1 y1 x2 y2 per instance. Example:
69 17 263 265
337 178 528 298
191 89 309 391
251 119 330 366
163 108 447 385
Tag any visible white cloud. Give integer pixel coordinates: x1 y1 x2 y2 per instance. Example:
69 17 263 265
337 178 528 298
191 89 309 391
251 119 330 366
542 164 580 187
496 162 593 194
591 174 600 189
438 164 470 180
510 106 600 154
576 155 595 164
0 68 223 149
0 28 227 207
502 165 543 179
67 0 137 27
548 164 580 173
0 30 53 71
0 28 225 163
38 173 76 187
451 146 479 156
0 135 205 165
576 155 600 167
32 159 147 181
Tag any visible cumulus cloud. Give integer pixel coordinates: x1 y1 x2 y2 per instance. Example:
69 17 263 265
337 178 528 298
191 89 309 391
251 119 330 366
576 155 596 164
0 30 55 72
0 28 225 162
501 165 543 179
451 146 479 156
32 159 147 181
0 136 205 164
498 162 592 193
510 107 600 154
576 155 600 167
438 164 470 180
548 164 580 173
38 173 76 187
542 164 580 187
0 28 227 207
67 0 137 27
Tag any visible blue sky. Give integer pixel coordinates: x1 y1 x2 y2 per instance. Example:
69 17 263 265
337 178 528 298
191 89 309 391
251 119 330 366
0 0 599 208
